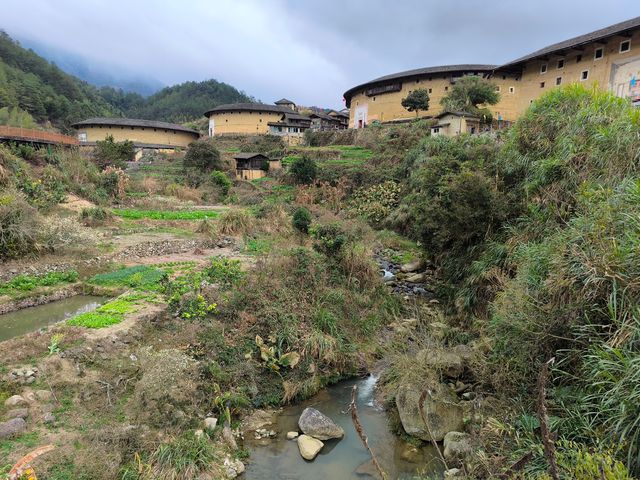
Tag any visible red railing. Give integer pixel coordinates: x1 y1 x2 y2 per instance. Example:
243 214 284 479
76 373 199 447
0 126 79 146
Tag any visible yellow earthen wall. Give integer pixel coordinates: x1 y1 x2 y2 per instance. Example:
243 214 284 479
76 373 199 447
208 111 283 135
78 126 198 147
513 30 640 117
348 73 521 127
347 30 640 128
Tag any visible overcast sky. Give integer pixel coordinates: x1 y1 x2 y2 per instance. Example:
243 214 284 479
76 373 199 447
2 0 639 108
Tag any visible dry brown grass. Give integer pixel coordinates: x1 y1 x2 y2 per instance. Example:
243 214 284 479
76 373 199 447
217 209 254 236
164 183 202 202
140 176 162 195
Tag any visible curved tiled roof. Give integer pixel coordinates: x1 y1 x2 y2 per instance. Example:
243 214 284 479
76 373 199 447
343 64 497 106
71 117 199 135
204 102 294 117
500 16 640 69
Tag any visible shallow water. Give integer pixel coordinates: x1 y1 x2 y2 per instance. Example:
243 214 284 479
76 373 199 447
0 295 108 342
245 376 444 479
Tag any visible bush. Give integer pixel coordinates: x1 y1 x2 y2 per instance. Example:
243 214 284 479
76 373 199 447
0 192 39 259
94 135 134 169
289 156 317 184
292 206 312 234
311 223 350 257
350 180 401 227
80 207 111 226
210 170 232 196
217 209 253 236
183 140 222 186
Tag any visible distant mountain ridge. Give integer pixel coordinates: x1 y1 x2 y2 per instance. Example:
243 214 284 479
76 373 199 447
18 37 165 97
0 31 256 130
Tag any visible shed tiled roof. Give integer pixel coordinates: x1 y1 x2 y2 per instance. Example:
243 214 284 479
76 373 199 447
233 152 269 160
71 117 199 135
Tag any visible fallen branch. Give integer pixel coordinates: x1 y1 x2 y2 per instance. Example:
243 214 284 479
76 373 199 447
349 385 387 480
419 389 449 470
96 380 113 406
538 358 559 480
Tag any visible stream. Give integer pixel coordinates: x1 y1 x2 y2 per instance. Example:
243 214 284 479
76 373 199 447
0 295 108 342
245 376 444 479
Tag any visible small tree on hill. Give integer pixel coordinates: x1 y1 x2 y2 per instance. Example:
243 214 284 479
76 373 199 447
289 156 317 185
292 206 312 234
441 76 500 123
183 140 222 186
94 134 134 169
401 89 430 117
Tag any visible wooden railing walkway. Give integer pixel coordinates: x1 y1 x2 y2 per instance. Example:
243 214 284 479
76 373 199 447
0 126 79 146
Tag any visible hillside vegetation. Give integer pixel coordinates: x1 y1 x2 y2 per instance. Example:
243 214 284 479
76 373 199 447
1 84 639 479
0 32 254 130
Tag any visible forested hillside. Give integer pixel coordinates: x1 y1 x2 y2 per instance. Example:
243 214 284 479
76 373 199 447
0 31 117 130
0 31 254 130
122 79 254 123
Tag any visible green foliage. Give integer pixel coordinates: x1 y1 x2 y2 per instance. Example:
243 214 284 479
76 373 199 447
87 265 167 290
94 135 135 169
48 333 64 355
292 206 312 234
310 223 349 257
183 140 222 186
289 155 317 184
0 31 117 129
146 431 219 479
0 106 36 128
0 193 39 259
80 206 111 226
0 269 78 295
67 311 122 328
210 170 231 196
441 75 500 122
401 89 430 115
350 180 401 227
125 78 254 123
111 208 219 220
254 334 300 372
203 256 244 288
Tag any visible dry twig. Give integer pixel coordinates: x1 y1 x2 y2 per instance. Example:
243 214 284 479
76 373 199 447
419 389 449 470
349 385 387 480
538 358 559 480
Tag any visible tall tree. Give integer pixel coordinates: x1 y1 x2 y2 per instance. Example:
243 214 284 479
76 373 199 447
401 89 430 117
441 76 500 123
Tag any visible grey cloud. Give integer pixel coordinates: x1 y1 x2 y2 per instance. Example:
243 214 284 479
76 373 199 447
1 0 638 109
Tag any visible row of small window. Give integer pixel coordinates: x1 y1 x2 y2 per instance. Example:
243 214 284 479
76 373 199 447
94 125 175 133
540 40 631 74
540 71 590 88
495 86 516 93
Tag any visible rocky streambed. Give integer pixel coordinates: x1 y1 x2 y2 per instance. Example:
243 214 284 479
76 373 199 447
243 376 443 479
375 253 435 298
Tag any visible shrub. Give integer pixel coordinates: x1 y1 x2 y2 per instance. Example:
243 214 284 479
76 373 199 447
94 135 134 169
183 140 222 186
101 166 129 200
0 193 39 259
204 256 244 288
289 156 317 184
39 216 95 252
210 170 232 196
350 180 401 227
145 431 222 480
80 207 111 226
311 223 349 257
217 209 253 235
292 206 312 234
